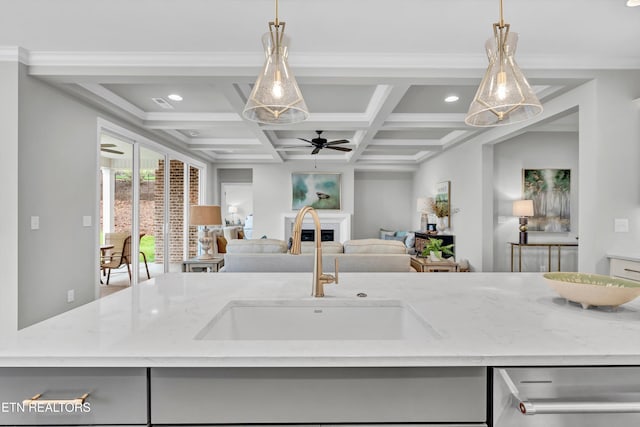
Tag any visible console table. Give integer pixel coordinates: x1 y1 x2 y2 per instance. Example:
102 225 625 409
509 242 578 272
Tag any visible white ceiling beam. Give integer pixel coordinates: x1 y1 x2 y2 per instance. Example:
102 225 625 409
368 139 444 147
216 83 284 163
347 84 411 163
188 138 261 146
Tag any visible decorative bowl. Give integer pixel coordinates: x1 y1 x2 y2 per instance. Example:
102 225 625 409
543 272 640 309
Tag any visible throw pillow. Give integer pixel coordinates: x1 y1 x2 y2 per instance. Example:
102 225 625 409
405 232 415 249
216 235 228 253
395 231 408 238
379 228 395 240
384 234 405 242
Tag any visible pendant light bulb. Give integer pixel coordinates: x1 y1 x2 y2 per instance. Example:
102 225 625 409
271 70 284 99
243 0 309 125
465 0 542 127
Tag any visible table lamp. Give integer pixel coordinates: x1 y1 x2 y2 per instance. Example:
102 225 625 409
513 200 534 244
189 205 222 259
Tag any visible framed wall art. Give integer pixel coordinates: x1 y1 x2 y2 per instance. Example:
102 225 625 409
522 168 571 232
291 172 341 210
434 181 451 229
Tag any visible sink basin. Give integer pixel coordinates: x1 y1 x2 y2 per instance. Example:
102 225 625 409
196 299 432 341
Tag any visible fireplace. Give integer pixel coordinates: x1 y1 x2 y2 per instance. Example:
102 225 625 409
283 212 351 243
301 229 335 242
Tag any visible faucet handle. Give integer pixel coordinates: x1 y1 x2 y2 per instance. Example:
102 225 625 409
334 258 339 284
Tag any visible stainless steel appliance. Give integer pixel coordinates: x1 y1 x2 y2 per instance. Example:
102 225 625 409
494 367 640 427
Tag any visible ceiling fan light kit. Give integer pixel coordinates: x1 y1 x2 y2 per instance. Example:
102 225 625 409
465 0 543 127
243 0 309 125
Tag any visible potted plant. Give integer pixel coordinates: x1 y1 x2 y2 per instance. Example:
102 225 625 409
422 238 454 261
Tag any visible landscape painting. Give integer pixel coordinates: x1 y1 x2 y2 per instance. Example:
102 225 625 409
292 173 341 210
523 169 571 232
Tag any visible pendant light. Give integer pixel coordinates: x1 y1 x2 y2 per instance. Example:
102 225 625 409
243 0 309 125
465 0 542 127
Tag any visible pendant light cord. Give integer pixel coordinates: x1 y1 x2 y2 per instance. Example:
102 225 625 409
499 0 504 27
274 0 279 26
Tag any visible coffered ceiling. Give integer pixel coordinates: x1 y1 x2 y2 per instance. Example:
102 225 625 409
3 0 639 167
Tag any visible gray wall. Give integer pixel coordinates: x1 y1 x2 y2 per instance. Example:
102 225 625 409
413 71 640 273
354 171 414 238
0 61 19 334
13 66 210 328
18 64 99 327
492 132 579 272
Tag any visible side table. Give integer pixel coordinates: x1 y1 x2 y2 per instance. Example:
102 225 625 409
181 257 225 273
410 256 459 272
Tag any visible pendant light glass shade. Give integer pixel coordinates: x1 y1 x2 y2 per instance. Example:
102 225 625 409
465 5 542 127
243 25 309 124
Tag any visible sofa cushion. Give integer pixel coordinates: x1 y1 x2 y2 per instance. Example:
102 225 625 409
225 238 287 254
300 241 344 254
343 238 407 254
379 228 395 240
222 253 411 272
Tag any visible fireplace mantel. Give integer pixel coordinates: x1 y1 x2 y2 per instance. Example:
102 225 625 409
283 212 351 243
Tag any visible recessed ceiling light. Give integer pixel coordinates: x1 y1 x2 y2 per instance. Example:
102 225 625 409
444 95 459 103
628 0 640 6
168 94 183 101
188 131 200 137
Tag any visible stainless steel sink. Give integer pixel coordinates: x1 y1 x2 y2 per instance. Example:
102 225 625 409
195 299 432 341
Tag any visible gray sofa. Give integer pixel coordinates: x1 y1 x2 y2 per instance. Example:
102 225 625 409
222 238 412 272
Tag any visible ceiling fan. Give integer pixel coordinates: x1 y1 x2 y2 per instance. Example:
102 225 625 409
101 143 124 155
296 131 352 155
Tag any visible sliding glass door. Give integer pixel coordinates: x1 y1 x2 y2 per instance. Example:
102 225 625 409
97 119 206 290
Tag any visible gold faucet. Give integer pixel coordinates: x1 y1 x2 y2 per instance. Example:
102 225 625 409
290 206 338 297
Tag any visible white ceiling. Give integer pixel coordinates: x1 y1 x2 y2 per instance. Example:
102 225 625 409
3 0 639 167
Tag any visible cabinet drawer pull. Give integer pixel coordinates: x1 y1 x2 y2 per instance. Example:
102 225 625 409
23 392 90 405
624 268 640 274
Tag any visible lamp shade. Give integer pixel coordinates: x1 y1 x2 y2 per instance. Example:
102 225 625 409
513 200 534 217
243 31 309 124
189 205 222 226
465 31 542 127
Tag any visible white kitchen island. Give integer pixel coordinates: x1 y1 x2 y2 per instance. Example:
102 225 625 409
1 272 639 426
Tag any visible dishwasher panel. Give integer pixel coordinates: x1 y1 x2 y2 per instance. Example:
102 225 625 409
493 367 640 427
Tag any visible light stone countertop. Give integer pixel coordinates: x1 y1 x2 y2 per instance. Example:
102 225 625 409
1 272 640 367
607 253 640 263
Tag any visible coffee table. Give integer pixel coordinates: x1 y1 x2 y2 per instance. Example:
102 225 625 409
181 257 225 272
410 256 459 272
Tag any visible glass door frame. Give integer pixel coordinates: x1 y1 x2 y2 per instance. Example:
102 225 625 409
96 118 206 295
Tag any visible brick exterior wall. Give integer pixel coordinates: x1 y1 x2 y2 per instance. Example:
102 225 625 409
154 160 200 263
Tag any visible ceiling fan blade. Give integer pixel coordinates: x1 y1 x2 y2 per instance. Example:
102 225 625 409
326 140 350 145
325 146 352 152
311 147 321 155
297 138 312 143
101 148 124 155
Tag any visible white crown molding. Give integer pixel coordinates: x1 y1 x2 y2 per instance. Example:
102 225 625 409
79 83 146 119
14 49 640 71
0 47 29 63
